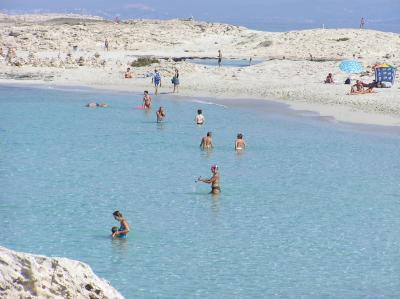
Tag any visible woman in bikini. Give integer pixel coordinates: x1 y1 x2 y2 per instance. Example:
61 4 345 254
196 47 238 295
143 90 152 109
112 211 130 239
198 164 221 194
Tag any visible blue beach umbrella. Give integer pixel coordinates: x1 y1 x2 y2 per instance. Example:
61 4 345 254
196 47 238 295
339 60 363 74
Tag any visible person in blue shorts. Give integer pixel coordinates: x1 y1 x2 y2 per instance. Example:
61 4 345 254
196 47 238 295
152 69 162 95
112 211 130 239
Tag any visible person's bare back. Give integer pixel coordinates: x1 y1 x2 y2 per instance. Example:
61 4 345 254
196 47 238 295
200 132 213 149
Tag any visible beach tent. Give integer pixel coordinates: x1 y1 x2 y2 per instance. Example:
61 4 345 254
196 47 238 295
375 64 396 86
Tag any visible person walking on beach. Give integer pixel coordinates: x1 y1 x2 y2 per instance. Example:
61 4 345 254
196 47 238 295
197 164 221 194
235 133 246 151
360 17 365 29
156 107 166 122
218 50 222 67
172 68 180 93
152 69 162 95
195 109 205 125
112 211 130 239
143 90 152 109
200 131 213 149
105 39 109 51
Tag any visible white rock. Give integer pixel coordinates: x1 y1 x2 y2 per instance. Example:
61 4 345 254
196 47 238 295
0 246 124 299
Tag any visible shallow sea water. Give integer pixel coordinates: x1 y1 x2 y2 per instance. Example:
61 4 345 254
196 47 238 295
1 85 400 298
189 58 261 67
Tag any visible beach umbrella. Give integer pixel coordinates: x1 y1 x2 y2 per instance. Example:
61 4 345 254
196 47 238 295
339 60 363 74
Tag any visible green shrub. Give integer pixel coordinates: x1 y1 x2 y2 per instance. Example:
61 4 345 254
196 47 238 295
131 57 160 67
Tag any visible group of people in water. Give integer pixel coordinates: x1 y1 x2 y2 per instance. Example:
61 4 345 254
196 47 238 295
111 58 248 238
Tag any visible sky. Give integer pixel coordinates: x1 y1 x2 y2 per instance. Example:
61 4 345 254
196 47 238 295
1 0 400 32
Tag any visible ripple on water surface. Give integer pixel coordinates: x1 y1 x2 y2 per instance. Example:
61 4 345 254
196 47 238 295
1 85 400 298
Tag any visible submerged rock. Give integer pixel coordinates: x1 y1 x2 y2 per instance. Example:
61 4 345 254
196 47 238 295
0 246 124 299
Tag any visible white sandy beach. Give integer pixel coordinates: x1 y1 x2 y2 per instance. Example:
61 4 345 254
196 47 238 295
0 13 399 126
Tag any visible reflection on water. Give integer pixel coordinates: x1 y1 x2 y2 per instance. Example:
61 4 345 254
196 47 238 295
210 194 220 217
111 238 130 255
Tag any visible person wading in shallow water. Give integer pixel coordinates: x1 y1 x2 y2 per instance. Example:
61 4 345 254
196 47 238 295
143 90 152 109
112 211 130 239
197 164 221 194
235 133 246 151
200 131 213 150
156 106 166 122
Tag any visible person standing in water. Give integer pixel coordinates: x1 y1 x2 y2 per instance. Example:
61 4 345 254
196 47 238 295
152 69 162 95
143 90 152 109
112 211 130 239
200 131 213 149
235 133 246 150
198 164 221 194
360 17 365 29
217 50 222 67
195 109 205 125
156 107 166 122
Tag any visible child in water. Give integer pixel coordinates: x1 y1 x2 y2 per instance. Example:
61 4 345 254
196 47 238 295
111 226 118 236
195 109 205 125
156 107 166 122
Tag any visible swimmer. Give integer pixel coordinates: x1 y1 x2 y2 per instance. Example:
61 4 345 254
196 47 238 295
195 109 205 125
197 164 221 194
143 90 152 109
235 133 246 150
156 106 166 122
112 211 130 239
200 131 213 149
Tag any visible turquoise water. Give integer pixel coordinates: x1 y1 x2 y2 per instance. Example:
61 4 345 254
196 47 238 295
189 58 262 67
1 85 400 298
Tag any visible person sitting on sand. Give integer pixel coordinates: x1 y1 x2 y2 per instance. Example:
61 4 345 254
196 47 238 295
152 69 162 95
324 73 334 84
124 67 134 78
350 80 364 94
112 211 130 239
200 131 213 150
235 133 246 150
197 164 221 194
195 109 205 125
143 91 152 109
156 107 166 122
363 80 377 92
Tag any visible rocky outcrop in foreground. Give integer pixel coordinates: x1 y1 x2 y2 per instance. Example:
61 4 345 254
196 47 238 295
0 246 124 299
